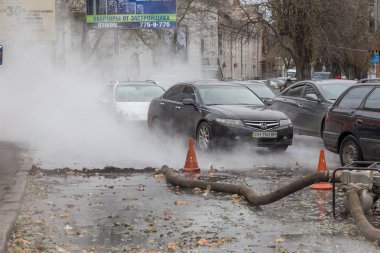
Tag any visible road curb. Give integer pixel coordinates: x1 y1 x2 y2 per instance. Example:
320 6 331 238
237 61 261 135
0 154 33 253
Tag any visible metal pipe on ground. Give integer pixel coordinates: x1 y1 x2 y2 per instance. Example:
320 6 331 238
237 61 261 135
159 165 337 206
346 187 380 242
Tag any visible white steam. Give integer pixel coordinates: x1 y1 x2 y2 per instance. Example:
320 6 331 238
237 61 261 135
0 34 340 171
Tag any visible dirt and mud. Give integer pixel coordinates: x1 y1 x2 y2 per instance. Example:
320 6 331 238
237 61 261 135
7 166 380 253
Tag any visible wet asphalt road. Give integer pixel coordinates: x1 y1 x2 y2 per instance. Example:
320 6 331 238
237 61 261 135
8 169 380 253
7 132 380 252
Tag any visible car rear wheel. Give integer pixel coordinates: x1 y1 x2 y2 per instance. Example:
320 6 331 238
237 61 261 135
197 122 212 151
340 135 363 166
268 145 288 152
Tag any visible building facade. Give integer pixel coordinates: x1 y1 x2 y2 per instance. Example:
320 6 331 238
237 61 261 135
58 0 263 82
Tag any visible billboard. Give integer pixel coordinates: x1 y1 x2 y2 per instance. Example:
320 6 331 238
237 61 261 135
0 0 56 40
86 0 176 29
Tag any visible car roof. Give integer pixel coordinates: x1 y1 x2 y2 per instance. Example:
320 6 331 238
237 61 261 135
110 80 161 86
357 78 380 83
228 80 267 86
354 83 380 87
177 80 244 87
300 79 357 85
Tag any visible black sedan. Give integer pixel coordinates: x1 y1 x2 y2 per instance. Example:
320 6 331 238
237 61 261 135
147 81 293 151
323 84 380 166
230 80 276 105
270 79 356 137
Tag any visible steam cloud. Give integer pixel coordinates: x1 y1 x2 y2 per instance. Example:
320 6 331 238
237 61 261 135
0 31 340 171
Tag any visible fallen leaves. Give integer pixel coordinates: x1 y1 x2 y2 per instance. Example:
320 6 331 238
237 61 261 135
197 238 209 246
275 237 286 243
162 208 173 220
197 238 225 247
88 201 105 207
231 194 242 202
154 172 165 179
175 200 191 206
13 237 31 247
33 220 44 225
55 246 70 253
64 225 87 236
192 187 202 194
144 224 157 233
167 241 178 250
60 212 70 219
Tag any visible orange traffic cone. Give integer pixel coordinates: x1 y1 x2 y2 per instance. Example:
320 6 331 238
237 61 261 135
183 138 200 173
311 149 332 190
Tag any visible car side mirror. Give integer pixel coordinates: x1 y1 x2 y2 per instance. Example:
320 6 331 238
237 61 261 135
183 98 196 106
263 98 273 106
305 93 320 102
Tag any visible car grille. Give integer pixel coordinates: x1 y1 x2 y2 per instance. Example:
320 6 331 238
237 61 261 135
244 120 279 130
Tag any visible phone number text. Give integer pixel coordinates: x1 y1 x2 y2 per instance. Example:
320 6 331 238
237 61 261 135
139 22 171 28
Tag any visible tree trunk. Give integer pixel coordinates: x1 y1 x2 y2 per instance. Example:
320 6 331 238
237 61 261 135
170 28 179 55
295 56 312 80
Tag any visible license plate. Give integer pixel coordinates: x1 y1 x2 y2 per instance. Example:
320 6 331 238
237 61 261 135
252 132 277 138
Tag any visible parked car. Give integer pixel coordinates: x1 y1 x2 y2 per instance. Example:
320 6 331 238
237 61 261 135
271 77 298 92
357 78 380 84
323 84 380 166
287 69 297 78
247 79 281 93
270 79 356 137
103 80 165 122
148 80 293 151
229 80 276 105
312 72 331 80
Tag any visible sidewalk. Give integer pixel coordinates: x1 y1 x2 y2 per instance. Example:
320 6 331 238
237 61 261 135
0 142 32 253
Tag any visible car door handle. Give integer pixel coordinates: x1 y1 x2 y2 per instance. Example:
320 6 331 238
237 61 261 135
175 106 181 110
356 119 364 124
160 102 165 106
297 104 304 108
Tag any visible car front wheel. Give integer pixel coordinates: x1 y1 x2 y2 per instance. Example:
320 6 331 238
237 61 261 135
197 122 212 151
150 118 162 135
340 135 363 166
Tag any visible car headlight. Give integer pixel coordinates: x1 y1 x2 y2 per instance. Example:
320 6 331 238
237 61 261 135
216 118 243 127
280 118 292 126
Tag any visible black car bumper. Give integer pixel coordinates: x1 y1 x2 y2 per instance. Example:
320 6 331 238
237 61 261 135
210 122 293 147
323 131 339 153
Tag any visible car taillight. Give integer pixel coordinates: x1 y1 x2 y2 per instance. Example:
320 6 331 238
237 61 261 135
325 114 328 123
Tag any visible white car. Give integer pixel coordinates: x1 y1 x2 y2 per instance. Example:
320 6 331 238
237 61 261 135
105 81 165 122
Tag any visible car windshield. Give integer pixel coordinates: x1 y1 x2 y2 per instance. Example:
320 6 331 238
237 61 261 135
320 83 354 100
115 85 164 102
198 85 265 106
245 84 275 98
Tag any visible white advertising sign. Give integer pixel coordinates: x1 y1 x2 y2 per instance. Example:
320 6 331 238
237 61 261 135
0 0 56 40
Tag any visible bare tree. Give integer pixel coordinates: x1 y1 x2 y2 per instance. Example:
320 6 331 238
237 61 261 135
133 0 222 61
238 0 371 80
